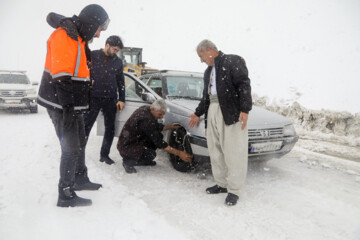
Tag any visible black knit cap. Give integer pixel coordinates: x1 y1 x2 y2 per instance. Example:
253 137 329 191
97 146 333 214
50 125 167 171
78 4 109 41
106 35 124 49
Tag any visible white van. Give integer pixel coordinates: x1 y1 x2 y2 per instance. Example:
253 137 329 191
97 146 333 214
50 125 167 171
0 70 38 113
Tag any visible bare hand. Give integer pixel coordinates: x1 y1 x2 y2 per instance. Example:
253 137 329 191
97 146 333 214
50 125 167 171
188 113 200 128
163 125 182 131
179 151 193 162
116 101 125 111
238 112 248 130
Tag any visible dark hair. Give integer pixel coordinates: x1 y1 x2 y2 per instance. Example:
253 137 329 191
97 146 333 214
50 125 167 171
106 35 124 49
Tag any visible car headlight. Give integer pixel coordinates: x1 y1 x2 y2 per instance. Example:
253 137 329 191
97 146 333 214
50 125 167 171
283 124 296 136
26 89 37 95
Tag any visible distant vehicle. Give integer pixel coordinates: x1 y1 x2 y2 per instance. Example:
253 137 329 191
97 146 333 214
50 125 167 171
117 47 158 77
0 70 38 113
97 71 299 172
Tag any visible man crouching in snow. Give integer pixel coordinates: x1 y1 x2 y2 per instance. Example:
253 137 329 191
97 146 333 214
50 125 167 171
117 99 193 173
37 4 110 207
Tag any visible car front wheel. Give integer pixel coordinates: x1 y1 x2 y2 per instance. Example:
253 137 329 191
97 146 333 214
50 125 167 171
168 127 194 172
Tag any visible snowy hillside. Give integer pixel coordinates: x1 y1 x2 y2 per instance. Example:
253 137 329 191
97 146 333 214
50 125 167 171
254 94 360 138
253 94 360 164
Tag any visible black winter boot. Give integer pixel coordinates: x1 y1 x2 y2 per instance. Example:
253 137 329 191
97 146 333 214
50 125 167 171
225 193 239 206
206 185 228 194
100 156 115 165
73 170 102 191
122 162 137 174
57 186 92 207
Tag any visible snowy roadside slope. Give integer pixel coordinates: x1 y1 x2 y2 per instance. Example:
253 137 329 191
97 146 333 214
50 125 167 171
253 94 360 164
253 94 360 139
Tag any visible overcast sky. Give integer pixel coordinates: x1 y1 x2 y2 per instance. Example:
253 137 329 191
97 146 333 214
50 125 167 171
1 0 359 113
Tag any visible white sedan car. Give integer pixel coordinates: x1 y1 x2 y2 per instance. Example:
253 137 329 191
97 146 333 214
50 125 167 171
97 71 299 172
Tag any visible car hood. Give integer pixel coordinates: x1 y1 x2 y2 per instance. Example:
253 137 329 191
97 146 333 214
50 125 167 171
170 99 200 112
169 99 292 129
0 83 33 90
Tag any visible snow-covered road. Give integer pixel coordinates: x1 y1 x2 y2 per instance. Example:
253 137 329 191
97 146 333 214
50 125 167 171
0 108 359 240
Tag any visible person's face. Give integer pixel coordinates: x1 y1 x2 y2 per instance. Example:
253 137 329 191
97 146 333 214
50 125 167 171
106 44 120 57
94 26 102 38
197 48 215 66
88 26 103 43
151 108 166 119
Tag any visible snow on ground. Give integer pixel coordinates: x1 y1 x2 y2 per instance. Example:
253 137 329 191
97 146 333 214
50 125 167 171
0 106 360 240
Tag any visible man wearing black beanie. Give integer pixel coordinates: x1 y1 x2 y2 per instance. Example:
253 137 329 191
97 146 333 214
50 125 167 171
38 4 110 207
84 35 125 165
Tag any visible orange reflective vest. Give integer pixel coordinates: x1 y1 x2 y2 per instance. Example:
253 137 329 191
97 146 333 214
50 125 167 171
38 27 90 111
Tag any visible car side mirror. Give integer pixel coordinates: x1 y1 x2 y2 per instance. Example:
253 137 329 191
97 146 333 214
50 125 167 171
141 92 156 103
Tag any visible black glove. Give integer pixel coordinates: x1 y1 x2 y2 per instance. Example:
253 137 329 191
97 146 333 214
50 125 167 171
63 106 75 130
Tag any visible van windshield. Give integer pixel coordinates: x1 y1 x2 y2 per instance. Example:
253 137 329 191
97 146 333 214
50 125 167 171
0 74 30 84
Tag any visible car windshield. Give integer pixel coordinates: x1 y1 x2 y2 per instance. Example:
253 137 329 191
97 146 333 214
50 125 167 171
0 74 30 84
166 76 203 100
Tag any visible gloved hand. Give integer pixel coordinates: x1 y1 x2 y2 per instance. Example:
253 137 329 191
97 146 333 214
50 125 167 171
63 106 75 130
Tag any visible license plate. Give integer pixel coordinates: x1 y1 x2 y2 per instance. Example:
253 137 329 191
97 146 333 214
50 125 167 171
250 141 282 153
5 100 21 104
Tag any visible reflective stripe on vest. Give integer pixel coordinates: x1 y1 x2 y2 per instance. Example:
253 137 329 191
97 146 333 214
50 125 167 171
38 95 89 110
53 72 72 78
44 68 90 82
74 41 81 78
71 77 90 81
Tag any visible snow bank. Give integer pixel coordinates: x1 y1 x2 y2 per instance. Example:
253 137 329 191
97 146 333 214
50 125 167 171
253 94 360 146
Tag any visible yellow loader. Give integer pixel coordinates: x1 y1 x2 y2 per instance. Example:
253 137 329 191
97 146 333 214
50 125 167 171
118 47 157 77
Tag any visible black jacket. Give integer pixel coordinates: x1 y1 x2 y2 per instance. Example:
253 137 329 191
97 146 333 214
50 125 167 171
117 106 168 160
90 50 125 101
194 51 252 127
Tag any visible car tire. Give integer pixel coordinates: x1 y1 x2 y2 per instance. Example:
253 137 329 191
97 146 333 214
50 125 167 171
30 105 38 113
168 127 194 172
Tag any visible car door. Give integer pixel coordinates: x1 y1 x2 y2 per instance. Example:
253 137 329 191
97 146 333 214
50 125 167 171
96 73 157 137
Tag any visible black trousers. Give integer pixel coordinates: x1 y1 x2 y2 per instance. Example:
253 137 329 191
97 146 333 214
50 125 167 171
47 109 87 188
122 148 157 166
83 97 117 157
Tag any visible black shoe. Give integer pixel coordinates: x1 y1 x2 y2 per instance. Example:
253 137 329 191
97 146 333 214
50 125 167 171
206 185 228 194
57 186 92 207
73 170 102 191
122 162 137 174
136 160 157 166
74 181 102 191
100 156 115 165
225 193 239 206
